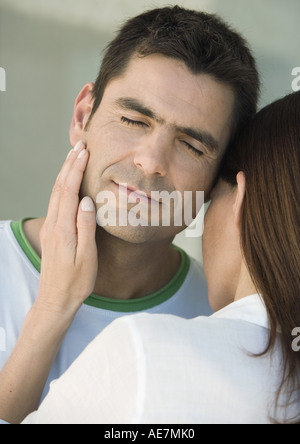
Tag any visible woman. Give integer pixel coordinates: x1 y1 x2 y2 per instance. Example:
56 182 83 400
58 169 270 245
2 92 300 424
203 90 300 423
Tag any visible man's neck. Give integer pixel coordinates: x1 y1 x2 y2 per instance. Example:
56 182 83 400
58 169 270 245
92 227 181 300
23 218 181 301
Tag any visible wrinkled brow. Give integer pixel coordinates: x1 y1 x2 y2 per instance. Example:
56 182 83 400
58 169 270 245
115 96 220 154
115 97 165 124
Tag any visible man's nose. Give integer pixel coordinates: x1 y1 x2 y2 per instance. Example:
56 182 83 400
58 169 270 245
133 132 170 177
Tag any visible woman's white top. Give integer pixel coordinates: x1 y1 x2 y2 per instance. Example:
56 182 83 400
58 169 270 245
22 294 299 424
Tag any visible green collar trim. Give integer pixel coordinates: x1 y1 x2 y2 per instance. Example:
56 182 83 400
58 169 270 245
11 218 41 273
10 218 190 313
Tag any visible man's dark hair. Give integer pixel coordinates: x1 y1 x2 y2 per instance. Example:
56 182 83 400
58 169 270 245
90 6 260 142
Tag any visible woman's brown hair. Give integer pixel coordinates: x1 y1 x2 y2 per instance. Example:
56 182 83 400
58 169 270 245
220 91 300 423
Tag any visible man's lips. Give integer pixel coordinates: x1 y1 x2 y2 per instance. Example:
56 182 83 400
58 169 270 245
113 181 161 204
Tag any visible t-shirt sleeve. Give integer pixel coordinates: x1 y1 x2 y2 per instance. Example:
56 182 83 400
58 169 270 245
22 316 144 424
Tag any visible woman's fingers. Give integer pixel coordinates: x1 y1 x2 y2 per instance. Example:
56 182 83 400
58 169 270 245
45 141 85 227
38 140 98 309
76 197 98 290
56 148 90 232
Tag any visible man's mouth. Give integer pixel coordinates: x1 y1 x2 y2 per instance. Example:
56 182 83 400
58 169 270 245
113 181 161 205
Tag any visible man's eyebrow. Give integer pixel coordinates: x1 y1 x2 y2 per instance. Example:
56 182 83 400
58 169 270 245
176 126 220 154
115 97 220 154
115 97 165 124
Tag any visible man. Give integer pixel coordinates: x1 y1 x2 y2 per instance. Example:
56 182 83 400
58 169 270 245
0 6 259 423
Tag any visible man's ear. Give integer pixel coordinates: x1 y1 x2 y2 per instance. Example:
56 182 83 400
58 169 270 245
69 82 95 147
233 171 246 229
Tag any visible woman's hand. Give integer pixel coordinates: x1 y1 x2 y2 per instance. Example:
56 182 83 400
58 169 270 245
37 141 98 318
0 142 98 424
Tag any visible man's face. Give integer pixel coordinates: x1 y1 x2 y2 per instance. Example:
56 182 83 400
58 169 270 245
79 54 235 244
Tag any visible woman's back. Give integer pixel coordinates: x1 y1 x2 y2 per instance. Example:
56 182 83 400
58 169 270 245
22 294 299 424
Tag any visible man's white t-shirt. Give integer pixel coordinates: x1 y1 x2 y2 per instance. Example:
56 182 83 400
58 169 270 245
0 219 212 402
22 295 299 424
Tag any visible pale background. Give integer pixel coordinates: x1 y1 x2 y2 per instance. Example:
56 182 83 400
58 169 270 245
0 0 299 261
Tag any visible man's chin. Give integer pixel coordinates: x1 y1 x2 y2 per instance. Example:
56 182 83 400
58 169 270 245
96 223 183 245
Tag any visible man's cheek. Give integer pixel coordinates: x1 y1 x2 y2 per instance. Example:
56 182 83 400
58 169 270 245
88 122 138 160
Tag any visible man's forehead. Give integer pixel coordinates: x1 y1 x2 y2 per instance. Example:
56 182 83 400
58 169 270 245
106 54 235 150
118 55 209 105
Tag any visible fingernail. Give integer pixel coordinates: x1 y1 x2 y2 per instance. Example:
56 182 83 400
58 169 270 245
78 149 87 159
81 196 94 212
74 140 83 151
66 149 73 160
